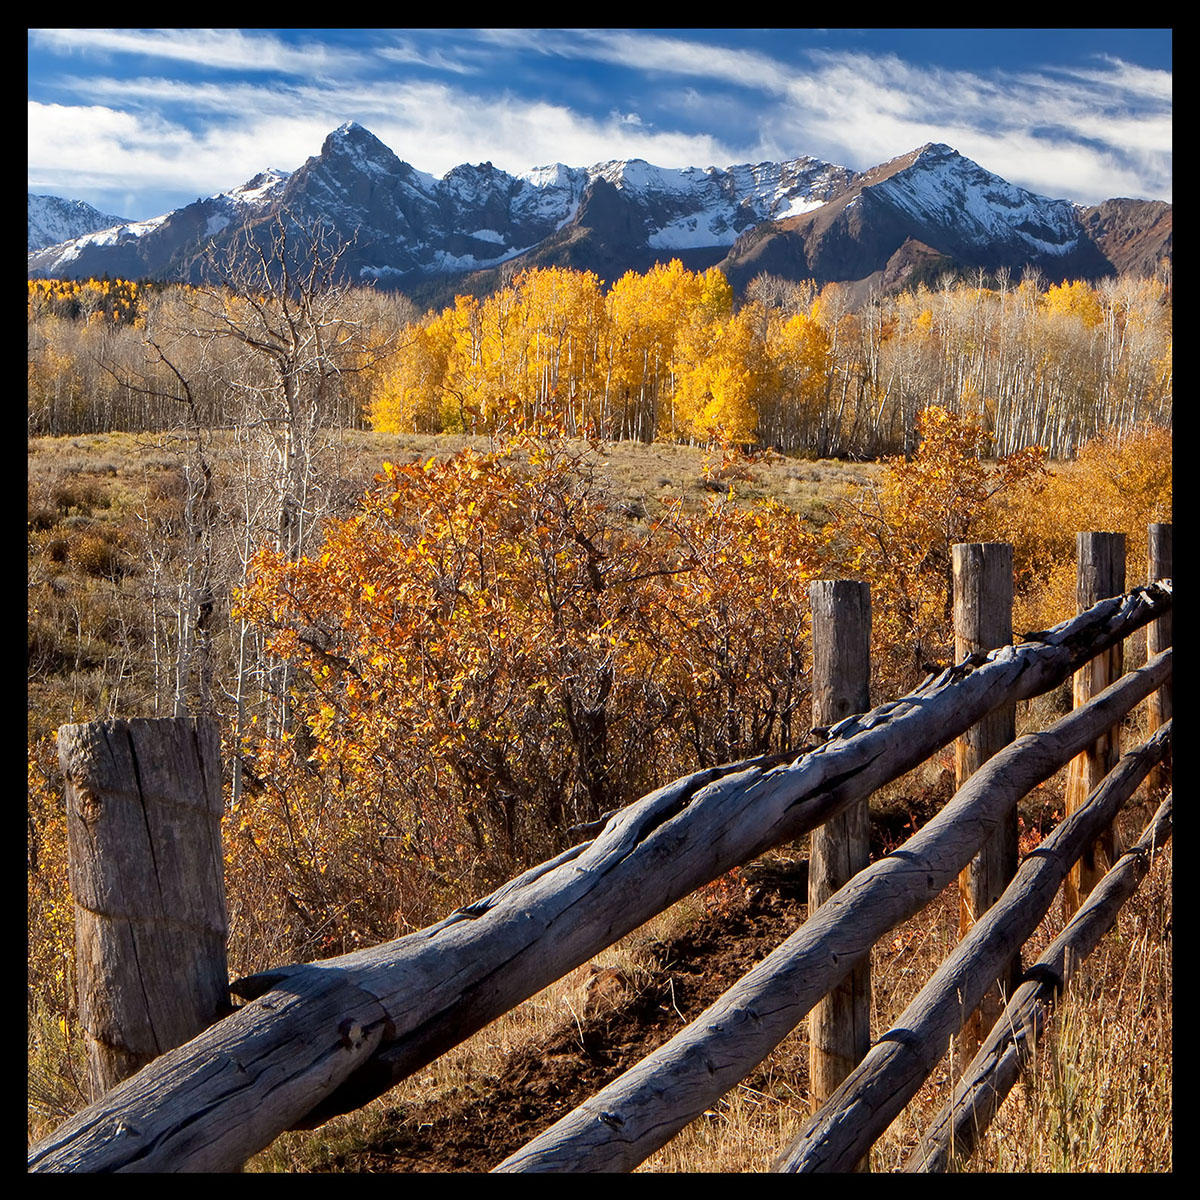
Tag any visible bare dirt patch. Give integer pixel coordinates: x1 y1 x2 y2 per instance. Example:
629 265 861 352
285 863 813 1173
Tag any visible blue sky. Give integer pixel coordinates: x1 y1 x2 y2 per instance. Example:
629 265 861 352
28 28 1172 221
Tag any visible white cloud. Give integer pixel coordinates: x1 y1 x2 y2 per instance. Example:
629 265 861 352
375 37 483 75
29 27 361 76
28 76 733 212
1053 56 1172 104
371 89 730 176
28 101 332 207
550 28 796 93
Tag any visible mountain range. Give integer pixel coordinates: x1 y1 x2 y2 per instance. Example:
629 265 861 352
28 122 1172 306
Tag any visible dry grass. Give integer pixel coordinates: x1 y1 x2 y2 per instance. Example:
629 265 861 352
965 837 1173 1173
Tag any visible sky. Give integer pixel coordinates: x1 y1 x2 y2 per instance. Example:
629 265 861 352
28 28 1172 222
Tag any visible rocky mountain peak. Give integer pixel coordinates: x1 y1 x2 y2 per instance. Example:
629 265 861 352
318 121 404 177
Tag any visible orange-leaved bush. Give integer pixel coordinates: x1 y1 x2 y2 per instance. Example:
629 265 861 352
828 406 1047 691
232 424 819 953
995 421 1173 637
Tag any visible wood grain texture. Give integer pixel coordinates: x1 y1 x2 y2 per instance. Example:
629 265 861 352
1065 532 1125 910
1146 523 1172 794
807 580 871 1134
57 717 228 1101
498 651 1170 1174
952 542 1016 1056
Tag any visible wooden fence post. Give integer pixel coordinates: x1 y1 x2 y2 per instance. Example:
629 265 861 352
1146 523 1172 795
807 579 871 1157
57 716 229 1101
952 543 1016 1054
1063 531 1126 914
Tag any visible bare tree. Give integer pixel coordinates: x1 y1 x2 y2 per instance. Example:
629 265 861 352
190 216 389 562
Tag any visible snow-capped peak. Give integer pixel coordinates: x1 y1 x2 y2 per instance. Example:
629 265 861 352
868 143 1080 253
224 168 290 208
27 194 133 252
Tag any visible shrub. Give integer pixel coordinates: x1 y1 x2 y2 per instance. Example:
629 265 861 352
232 425 818 954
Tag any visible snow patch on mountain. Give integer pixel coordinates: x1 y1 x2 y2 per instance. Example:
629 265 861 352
595 156 854 252
28 194 133 252
226 168 291 207
28 165 291 276
774 196 828 219
30 212 170 273
872 144 1080 255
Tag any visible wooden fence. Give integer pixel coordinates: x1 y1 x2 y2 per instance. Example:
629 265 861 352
28 526 1172 1173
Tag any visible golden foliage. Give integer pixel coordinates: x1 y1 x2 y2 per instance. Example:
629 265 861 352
829 406 1047 687
232 422 819 948
998 422 1173 633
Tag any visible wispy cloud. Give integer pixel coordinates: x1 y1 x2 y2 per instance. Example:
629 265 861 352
530 27 797 93
375 36 486 76
29 28 363 76
1050 55 1172 104
27 101 335 202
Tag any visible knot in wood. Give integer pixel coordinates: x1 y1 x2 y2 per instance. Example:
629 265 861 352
338 1018 365 1050
75 788 103 824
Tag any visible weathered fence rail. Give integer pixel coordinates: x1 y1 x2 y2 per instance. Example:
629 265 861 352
29 558 1171 1172
772 720 1171 1172
904 787 1173 1173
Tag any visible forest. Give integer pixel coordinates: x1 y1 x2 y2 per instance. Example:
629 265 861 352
29 250 1171 459
27 225 1172 1163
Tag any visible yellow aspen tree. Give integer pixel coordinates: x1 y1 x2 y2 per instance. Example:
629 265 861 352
668 304 764 446
606 259 708 440
762 307 833 450
369 311 455 433
513 267 608 433
441 294 487 431
1043 279 1104 329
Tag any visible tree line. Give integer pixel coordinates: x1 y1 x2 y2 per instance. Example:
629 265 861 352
30 253 1170 460
367 262 1171 459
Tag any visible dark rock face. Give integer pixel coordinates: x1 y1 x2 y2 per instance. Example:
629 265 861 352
1076 198 1173 278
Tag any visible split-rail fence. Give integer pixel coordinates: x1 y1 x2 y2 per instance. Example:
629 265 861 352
28 525 1173 1173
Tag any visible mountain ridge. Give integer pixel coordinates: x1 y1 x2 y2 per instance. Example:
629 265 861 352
28 124 1172 302
28 194 133 252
